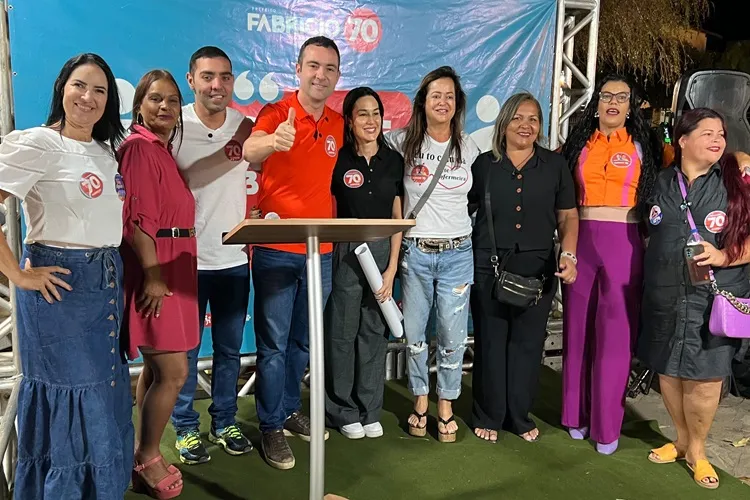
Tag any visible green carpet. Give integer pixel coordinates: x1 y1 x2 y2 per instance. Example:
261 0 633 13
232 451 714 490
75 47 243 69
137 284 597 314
126 368 749 499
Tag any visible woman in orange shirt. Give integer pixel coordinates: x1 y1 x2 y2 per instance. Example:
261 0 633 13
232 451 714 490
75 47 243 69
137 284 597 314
560 74 661 455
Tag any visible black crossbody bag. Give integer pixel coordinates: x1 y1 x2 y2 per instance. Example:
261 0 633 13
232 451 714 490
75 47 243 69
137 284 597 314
484 163 545 308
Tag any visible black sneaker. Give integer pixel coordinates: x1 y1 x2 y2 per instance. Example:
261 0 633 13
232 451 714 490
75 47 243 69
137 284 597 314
283 411 330 442
175 429 211 465
208 424 253 456
261 429 295 470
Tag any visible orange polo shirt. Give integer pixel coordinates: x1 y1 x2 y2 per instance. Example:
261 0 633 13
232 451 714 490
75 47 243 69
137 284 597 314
575 128 642 207
254 92 344 254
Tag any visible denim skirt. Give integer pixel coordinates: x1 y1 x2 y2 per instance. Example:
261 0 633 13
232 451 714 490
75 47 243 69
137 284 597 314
14 244 134 500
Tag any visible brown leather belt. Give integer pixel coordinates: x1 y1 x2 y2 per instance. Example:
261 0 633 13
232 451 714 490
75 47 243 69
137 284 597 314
155 227 196 238
410 234 470 253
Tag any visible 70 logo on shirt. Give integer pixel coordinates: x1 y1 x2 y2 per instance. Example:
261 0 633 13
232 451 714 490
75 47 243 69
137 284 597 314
79 172 103 199
704 210 726 234
224 140 243 161
344 169 364 188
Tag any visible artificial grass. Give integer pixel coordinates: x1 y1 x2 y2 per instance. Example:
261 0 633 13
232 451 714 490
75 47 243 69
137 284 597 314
126 368 749 499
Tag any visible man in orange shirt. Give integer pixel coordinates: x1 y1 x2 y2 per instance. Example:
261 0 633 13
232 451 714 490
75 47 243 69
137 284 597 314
243 36 343 470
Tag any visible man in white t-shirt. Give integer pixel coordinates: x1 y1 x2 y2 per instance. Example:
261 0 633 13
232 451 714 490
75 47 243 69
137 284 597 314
171 46 254 464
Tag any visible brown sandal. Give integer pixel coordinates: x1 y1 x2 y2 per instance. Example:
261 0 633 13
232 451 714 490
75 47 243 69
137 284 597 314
408 410 427 437
438 415 457 443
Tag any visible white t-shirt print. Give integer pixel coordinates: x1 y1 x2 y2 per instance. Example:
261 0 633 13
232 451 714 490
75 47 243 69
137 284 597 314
387 129 479 238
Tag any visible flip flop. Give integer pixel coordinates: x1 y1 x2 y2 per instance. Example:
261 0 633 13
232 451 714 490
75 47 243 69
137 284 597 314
408 410 427 437
519 429 540 442
438 415 457 443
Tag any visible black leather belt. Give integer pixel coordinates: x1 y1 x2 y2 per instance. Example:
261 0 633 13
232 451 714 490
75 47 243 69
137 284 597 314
155 227 196 238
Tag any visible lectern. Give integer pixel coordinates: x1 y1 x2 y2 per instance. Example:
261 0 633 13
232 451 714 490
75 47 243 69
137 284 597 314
223 218 415 500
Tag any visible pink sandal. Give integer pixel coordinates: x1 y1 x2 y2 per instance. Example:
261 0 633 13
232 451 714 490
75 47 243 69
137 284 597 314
162 458 181 478
135 445 181 478
133 444 182 479
132 455 183 499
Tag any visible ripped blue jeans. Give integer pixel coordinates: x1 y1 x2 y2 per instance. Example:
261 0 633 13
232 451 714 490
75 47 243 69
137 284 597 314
400 237 474 400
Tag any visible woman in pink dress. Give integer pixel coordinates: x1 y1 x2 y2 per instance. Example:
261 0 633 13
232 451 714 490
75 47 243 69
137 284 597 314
118 69 199 499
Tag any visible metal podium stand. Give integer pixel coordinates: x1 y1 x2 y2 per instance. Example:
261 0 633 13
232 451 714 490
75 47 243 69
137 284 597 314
223 218 415 500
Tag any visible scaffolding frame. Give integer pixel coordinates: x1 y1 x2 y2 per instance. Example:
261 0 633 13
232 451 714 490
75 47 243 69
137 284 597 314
549 0 600 150
0 1 599 497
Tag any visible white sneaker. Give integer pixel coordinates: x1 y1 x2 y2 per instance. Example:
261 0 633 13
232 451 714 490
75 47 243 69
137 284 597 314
363 422 384 438
340 423 365 439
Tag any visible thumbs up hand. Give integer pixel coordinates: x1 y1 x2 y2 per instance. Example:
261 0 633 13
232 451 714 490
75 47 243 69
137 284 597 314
273 107 296 152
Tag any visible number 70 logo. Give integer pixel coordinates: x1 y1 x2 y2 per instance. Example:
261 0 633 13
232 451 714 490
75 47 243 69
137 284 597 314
344 9 383 53
704 210 726 233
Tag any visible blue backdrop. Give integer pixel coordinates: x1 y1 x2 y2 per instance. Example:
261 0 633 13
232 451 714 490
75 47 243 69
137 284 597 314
8 0 557 357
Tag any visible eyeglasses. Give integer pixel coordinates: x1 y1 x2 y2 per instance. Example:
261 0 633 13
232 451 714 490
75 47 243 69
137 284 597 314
599 91 630 104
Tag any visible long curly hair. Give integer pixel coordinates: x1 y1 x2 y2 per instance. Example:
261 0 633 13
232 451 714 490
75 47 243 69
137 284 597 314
561 74 661 217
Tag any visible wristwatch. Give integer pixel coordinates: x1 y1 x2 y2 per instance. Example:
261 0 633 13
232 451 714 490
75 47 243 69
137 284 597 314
560 251 577 264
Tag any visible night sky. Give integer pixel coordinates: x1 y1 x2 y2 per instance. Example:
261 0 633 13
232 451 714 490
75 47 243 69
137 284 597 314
703 0 747 41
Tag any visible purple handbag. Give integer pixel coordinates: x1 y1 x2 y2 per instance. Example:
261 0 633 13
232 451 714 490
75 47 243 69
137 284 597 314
677 171 750 338
707 284 750 338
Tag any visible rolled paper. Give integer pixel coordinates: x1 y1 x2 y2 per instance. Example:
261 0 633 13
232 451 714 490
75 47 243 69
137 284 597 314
354 243 403 338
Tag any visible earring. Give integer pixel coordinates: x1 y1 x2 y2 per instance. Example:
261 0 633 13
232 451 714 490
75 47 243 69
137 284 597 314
626 112 630 118
594 111 599 118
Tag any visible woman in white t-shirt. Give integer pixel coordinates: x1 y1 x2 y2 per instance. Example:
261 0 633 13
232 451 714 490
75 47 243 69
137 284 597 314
0 54 134 498
387 66 480 442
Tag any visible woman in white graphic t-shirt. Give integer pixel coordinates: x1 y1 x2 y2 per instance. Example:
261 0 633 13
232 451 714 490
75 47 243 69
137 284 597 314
387 66 480 443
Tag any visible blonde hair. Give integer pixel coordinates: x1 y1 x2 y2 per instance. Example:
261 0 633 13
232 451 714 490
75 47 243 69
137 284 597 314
491 92 544 161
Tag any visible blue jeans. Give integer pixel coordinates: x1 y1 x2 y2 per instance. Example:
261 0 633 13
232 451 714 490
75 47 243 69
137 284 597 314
171 264 249 432
252 246 333 432
401 237 474 400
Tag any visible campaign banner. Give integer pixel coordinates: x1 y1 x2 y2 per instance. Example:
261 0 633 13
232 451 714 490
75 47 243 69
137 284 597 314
8 0 556 356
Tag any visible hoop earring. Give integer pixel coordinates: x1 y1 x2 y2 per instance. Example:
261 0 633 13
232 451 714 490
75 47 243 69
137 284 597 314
594 111 599 118
626 112 630 119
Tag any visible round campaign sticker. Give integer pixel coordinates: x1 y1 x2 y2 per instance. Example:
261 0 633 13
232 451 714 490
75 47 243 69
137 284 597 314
79 172 103 199
224 140 243 161
410 165 430 184
704 210 727 233
343 169 364 188
114 173 126 201
611 152 633 168
324 135 337 158
649 205 662 225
